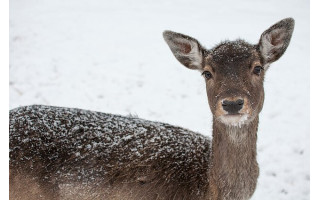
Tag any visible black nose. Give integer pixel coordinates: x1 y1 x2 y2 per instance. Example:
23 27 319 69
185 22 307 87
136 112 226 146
222 99 244 114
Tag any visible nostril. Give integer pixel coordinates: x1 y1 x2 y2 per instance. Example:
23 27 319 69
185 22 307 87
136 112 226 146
222 100 230 106
236 99 244 106
222 100 230 108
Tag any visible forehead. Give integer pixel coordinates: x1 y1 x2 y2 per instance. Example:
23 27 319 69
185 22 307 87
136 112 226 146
209 40 257 65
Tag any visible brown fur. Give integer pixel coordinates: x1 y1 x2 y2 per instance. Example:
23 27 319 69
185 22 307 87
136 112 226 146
10 172 44 200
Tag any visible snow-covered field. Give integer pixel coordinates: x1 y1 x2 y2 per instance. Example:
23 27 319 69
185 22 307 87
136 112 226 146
9 0 309 199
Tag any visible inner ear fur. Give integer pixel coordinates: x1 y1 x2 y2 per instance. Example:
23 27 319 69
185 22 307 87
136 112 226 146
259 18 295 64
163 30 206 70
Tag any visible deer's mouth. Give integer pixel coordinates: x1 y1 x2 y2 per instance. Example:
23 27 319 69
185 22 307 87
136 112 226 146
218 113 249 126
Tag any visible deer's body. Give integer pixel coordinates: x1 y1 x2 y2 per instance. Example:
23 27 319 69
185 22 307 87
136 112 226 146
9 18 294 200
10 105 210 200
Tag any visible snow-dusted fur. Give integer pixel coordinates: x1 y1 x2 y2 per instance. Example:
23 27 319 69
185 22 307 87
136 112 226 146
9 18 294 200
10 105 210 199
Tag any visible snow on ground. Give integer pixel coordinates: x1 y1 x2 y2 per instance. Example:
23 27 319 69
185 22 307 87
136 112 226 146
9 0 309 199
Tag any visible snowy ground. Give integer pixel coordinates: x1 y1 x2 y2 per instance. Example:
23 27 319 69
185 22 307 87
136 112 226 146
9 0 309 199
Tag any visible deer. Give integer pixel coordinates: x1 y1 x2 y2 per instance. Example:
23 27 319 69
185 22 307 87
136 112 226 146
9 18 294 200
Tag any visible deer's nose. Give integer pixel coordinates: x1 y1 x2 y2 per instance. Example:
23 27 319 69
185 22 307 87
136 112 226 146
222 99 244 114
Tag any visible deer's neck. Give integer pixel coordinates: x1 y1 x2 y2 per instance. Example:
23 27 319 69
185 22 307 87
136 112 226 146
209 117 259 200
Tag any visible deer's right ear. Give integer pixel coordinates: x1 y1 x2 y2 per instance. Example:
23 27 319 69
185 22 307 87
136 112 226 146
163 31 205 70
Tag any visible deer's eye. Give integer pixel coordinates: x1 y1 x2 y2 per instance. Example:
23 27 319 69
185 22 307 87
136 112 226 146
253 66 263 75
202 71 212 79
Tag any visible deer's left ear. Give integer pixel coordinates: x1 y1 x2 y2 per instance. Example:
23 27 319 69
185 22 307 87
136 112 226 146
259 18 295 64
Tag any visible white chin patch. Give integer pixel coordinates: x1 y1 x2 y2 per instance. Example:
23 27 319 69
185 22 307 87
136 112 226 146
218 114 249 127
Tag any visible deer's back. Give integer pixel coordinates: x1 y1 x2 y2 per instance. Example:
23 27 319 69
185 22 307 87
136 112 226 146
9 105 211 199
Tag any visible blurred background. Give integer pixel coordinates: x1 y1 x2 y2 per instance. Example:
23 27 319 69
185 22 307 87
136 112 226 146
9 0 309 199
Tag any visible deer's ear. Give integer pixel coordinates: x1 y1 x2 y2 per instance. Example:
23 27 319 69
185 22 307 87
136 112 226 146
163 31 205 70
259 18 294 64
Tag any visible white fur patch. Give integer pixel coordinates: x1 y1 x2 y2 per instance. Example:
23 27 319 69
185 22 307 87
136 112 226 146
260 34 273 61
188 42 202 67
217 114 249 127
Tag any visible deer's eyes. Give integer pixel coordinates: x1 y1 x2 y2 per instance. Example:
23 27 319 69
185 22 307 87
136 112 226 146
253 66 263 76
202 71 212 79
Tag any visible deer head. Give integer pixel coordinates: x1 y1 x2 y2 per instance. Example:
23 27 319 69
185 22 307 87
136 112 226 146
163 18 294 126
